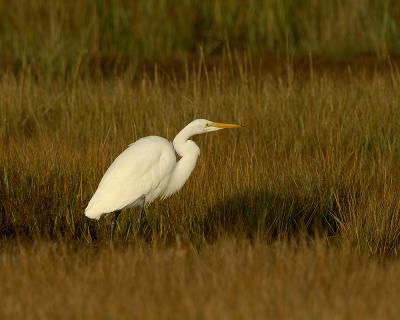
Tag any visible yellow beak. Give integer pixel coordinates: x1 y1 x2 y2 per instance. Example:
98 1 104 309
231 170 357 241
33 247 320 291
211 122 242 129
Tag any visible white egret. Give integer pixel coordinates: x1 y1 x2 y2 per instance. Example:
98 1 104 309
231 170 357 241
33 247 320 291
85 119 241 241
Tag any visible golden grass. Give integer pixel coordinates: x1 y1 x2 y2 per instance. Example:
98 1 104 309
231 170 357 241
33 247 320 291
2 240 400 319
1 0 400 76
2 57 400 252
3 2 400 317
2 56 400 317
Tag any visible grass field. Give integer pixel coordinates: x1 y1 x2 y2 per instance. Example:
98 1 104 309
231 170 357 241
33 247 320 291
2 1 400 319
1 0 400 76
2 57 400 318
3 240 400 319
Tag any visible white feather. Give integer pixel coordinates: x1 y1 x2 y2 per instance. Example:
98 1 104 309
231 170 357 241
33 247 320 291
84 119 240 224
85 136 175 220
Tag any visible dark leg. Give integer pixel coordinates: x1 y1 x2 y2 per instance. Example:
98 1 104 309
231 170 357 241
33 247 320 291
137 205 146 235
110 210 121 243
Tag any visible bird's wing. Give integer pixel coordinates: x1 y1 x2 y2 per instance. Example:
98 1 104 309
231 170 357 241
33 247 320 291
85 136 176 219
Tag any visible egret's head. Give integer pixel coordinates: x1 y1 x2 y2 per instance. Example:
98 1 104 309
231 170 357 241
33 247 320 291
174 119 242 154
189 119 242 134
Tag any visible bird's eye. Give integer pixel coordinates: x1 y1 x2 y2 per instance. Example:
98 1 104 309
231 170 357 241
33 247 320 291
205 123 209 127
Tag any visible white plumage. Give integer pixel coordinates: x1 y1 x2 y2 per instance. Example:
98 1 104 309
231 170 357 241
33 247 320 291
84 119 241 240
85 136 176 220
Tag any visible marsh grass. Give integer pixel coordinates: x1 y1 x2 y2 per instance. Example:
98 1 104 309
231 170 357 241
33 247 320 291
2 239 400 319
3 1 400 318
1 0 400 76
2 47 400 318
1 56 400 254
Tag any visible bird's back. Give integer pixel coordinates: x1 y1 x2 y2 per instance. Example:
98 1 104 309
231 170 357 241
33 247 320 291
85 136 176 220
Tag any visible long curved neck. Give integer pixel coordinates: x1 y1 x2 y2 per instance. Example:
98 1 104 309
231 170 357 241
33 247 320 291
173 125 200 157
163 126 200 198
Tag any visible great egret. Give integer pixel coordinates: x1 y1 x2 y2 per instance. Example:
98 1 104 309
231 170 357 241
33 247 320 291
85 119 241 241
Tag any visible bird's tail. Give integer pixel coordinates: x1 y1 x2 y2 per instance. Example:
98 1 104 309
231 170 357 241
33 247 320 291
84 206 102 220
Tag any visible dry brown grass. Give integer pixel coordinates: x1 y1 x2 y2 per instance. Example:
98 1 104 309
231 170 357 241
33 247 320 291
3 2 400 318
1 0 400 77
2 240 400 319
2 57 400 251
1 56 400 318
